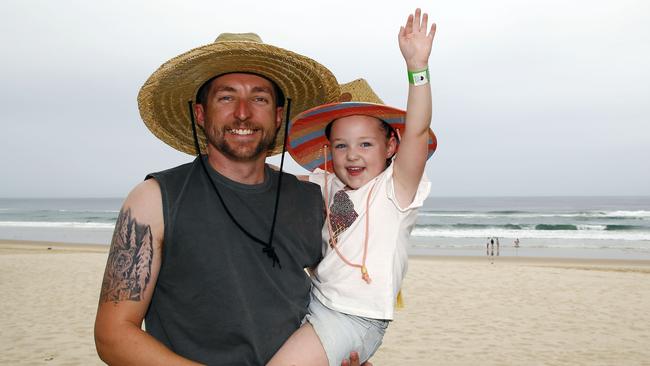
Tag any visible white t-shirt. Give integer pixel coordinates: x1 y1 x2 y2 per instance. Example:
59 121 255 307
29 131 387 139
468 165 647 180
309 163 431 320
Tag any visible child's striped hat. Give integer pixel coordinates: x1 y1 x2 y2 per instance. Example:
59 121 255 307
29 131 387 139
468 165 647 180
287 78 437 172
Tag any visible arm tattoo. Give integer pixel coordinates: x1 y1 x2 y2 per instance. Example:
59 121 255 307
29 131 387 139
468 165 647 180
100 208 154 303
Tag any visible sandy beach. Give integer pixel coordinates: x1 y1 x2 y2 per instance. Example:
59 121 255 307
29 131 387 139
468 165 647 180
1 240 650 365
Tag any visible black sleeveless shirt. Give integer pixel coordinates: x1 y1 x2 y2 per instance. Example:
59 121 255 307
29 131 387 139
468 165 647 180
144 157 323 365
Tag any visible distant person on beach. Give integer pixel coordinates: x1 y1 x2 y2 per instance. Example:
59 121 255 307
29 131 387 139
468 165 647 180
490 237 495 256
94 33 368 365
496 237 500 256
514 238 520 248
268 9 437 366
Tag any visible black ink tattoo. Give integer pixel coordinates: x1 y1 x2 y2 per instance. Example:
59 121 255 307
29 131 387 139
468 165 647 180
100 208 154 303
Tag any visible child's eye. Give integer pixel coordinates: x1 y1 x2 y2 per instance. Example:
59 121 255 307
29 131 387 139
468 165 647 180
360 142 372 148
334 143 347 149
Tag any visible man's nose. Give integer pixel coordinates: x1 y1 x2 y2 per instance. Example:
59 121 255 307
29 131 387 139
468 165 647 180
235 99 251 121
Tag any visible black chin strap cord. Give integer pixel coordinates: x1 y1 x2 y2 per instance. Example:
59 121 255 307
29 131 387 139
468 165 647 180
266 98 292 259
187 100 292 268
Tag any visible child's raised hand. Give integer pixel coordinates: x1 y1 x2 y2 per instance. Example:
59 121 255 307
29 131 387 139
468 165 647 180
398 8 436 70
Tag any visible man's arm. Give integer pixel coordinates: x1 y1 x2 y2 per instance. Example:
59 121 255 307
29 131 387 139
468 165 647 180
94 179 200 365
393 8 436 208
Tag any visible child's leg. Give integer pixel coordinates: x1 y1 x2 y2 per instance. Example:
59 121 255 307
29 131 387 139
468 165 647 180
267 322 329 366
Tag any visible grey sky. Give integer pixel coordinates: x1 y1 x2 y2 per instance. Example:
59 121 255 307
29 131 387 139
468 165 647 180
1 0 649 198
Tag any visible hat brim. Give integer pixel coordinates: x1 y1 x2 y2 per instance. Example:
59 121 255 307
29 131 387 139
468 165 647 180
288 102 437 172
138 41 340 156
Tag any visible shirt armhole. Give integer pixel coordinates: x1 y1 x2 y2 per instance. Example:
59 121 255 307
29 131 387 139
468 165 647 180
386 170 432 212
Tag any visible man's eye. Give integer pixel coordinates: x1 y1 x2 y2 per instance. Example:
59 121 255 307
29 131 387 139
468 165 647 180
253 96 269 103
218 95 234 101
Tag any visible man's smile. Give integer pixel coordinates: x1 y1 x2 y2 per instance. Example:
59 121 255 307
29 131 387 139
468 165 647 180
227 128 258 136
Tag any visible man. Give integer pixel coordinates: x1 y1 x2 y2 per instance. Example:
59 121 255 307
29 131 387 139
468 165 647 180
94 33 357 365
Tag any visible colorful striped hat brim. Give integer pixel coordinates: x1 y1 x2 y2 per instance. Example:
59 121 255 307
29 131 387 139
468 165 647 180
287 101 437 172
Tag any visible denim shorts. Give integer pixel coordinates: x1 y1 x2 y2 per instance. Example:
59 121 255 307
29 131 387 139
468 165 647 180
304 293 389 366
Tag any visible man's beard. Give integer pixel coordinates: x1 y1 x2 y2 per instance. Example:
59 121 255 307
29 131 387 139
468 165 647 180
205 123 278 162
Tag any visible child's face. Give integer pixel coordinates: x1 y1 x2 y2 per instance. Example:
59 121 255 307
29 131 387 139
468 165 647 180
328 115 397 189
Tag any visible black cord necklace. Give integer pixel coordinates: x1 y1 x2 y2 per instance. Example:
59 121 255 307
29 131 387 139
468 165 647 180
186 99 292 268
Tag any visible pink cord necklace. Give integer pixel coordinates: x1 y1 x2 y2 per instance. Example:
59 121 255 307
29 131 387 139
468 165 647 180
323 145 375 284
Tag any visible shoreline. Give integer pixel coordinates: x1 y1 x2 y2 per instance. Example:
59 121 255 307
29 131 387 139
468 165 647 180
411 253 650 267
0 239 109 253
3 239 650 267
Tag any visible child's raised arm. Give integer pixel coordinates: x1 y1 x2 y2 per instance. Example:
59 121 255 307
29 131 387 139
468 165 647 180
393 8 436 208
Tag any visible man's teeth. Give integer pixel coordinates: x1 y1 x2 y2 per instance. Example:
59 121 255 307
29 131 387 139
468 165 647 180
228 129 254 135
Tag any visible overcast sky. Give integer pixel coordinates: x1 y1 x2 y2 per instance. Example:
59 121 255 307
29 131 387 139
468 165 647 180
1 0 649 198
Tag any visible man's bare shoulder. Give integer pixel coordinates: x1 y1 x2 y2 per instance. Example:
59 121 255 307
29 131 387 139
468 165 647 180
119 179 164 242
129 179 162 206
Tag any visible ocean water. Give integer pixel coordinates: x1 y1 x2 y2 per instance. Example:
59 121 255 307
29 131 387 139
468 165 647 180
0 198 120 245
1 196 649 259
413 196 650 259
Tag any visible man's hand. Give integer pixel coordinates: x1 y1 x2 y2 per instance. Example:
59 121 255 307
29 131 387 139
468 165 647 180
398 8 436 71
340 351 373 366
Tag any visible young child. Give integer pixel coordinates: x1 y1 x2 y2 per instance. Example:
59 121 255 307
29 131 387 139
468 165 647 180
269 8 437 366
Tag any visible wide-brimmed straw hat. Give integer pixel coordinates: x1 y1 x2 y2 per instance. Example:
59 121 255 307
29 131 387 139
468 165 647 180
138 33 340 156
287 78 437 172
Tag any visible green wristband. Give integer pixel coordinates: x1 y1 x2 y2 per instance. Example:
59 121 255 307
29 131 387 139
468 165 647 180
408 68 430 86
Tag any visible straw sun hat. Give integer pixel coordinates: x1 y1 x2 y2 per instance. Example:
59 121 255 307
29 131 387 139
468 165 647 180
137 33 340 156
287 78 438 172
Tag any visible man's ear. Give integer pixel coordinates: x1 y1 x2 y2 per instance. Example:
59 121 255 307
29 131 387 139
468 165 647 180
275 106 284 129
193 103 205 128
